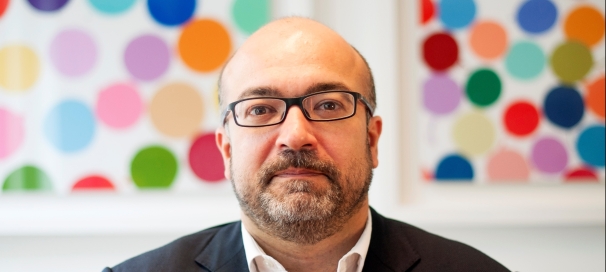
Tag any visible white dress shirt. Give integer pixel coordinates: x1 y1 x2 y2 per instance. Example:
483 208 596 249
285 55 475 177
241 209 373 272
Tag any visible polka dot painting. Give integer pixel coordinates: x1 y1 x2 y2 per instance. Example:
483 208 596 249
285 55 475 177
0 0 264 193
419 0 605 183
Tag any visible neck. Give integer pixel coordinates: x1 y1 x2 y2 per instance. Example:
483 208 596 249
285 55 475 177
242 201 369 272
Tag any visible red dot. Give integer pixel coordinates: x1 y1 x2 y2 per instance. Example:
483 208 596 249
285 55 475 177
504 101 540 136
0 0 8 18
564 166 598 182
188 133 225 182
422 32 458 71
421 0 435 24
72 175 115 190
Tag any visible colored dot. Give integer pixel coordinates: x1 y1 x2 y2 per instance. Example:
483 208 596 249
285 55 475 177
88 0 135 14
178 18 232 73
189 133 225 182
423 73 461 115
124 35 170 81
150 83 204 137
531 137 568 174
50 29 97 77
469 21 508 60
503 101 540 137
1 0 9 17
27 0 69 12
72 175 115 190
0 108 24 160
564 167 599 182
422 32 458 71
564 6 605 47
232 0 270 35
2 165 52 191
96 83 142 129
516 0 558 34
487 149 529 181
439 0 476 30
0 45 39 91
44 100 96 153
466 69 501 107
421 0 435 24
505 41 545 80
543 86 584 129
147 0 195 27
550 41 593 84
453 111 495 156
576 125 605 167
130 145 178 188
435 154 474 181
585 74 605 119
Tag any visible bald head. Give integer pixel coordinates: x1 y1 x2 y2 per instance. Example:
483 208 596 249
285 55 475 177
218 17 375 109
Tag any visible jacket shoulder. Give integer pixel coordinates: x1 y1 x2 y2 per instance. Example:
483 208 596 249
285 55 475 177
382 216 510 271
106 221 241 272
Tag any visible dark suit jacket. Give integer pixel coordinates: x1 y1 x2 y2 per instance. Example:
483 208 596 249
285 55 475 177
104 208 509 271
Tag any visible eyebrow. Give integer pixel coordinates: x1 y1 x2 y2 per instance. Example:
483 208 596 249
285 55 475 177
237 82 352 100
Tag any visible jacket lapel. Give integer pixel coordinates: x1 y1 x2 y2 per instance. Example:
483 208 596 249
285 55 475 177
363 208 420 272
194 221 248 272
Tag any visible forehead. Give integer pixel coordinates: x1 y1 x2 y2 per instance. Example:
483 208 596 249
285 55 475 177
221 19 368 103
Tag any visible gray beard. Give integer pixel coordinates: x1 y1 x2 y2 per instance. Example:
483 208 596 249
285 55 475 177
231 149 373 245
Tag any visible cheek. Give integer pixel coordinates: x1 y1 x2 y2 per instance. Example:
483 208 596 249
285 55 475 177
230 132 275 177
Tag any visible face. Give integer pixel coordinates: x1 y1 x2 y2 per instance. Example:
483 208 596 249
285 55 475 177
215 19 382 244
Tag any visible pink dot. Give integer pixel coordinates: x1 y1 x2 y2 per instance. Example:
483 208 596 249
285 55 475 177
0 108 25 160
124 35 170 81
487 149 529 181
188 133 225 182
531 137 568 174
50 29 97 77
72 175 115 191
96 83 143 129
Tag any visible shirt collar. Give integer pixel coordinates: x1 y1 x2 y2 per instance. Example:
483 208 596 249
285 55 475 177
241 208 373 272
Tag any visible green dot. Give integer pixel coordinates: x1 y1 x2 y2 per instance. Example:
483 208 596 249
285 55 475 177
466 69 501 107
130 146 178 188
506 41 545 80
550 41 593 84
3 165 53 192
232 0 270 35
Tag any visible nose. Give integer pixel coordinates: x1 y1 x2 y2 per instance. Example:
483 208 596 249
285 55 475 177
275 106 318 151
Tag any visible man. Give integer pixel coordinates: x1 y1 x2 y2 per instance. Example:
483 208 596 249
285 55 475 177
104 17 509 272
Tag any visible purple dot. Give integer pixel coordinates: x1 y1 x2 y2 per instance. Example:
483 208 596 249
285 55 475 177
124 35 170 81
423 73 461 115
531 137 568 174
50 29 97 77
27 0 69 12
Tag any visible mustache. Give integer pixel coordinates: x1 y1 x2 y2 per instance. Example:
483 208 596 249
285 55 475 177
257 149 340 187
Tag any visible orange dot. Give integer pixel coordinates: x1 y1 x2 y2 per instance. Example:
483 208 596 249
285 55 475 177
586 74 605 119
469 21 508 60
178 18 232 73
564 6 605 47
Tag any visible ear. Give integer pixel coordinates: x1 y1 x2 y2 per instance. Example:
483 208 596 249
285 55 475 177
367 116 382 168
215 126 232 180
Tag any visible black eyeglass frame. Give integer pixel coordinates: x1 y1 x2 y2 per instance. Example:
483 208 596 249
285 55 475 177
221 90 375 127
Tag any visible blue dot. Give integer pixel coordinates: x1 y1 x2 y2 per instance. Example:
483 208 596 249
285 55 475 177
517 0 558 34
544 86 584 129
577 125 605 167
147 0 196 27
44 100 96 152
439 0 476 30
435 154 474 181
89 0 136 14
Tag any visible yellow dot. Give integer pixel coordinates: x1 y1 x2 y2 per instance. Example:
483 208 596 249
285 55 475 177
453 111 495 156
0 45 40 92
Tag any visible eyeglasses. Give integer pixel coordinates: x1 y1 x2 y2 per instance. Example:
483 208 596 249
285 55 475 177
221 90 374 127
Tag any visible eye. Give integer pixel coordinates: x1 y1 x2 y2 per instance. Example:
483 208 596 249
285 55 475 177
248 105 276 116
315 100 342 111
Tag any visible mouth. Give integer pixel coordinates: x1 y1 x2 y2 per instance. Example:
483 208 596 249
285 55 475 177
273 168 326 178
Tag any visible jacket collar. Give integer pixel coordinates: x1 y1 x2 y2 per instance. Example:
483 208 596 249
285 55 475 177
363 207 420 271
195 221 248 272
